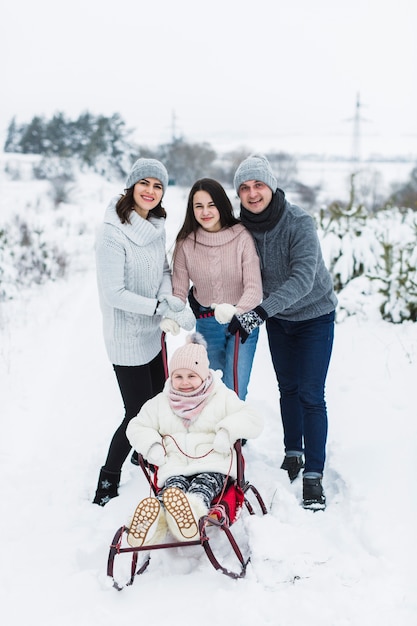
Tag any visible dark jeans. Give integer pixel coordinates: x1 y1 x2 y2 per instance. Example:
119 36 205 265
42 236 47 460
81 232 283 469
103 351 166 473
266 311 335 474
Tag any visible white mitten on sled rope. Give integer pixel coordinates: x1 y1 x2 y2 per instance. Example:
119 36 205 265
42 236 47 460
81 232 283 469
213 428 232 453
211 303 237 324
147 443 166 466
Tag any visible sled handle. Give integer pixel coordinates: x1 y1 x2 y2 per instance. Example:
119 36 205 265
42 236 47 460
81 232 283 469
233 330 240 397
161 331 169 380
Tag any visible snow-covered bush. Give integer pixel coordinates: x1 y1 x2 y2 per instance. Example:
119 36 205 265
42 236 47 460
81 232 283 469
0 164 96 302
368 209 417 323
33 157 76 208
319 205 417 323
318 202 379 291
0 215 69 300
315 172 417 323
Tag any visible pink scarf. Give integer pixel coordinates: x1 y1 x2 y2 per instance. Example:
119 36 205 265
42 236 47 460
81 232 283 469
167 374 214 427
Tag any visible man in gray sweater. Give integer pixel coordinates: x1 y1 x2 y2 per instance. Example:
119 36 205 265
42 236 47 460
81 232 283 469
229 155 337 510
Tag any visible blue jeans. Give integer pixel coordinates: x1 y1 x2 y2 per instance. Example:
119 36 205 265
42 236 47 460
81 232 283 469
196 316 259 400
266 311 335 474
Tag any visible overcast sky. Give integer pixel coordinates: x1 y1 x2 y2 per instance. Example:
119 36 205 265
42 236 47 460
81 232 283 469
2 0 416 159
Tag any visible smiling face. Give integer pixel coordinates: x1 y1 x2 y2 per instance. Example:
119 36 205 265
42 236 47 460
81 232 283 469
171 368 204 392
238 180 273 214
192 190 222 232
132 177 163 218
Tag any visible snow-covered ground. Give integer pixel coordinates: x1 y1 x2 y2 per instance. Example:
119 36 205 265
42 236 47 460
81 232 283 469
0 175 416 625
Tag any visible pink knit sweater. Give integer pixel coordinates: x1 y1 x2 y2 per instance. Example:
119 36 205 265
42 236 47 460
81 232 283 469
172 224 262 313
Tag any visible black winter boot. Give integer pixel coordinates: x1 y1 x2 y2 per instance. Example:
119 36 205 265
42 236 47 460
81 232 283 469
281 454 304 482
302 476 326 510
92 467 121 506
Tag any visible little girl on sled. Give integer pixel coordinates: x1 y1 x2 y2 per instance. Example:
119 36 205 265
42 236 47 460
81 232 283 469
125 332 263 547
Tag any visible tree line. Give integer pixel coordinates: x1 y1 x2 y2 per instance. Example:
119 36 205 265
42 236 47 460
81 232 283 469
2 112 309 195
4 111 417 210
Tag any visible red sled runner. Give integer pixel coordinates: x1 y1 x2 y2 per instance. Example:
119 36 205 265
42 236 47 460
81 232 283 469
107 333 268 589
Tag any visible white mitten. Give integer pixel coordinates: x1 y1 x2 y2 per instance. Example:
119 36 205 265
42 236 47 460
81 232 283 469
155 300 170 316
212 303 237 324
147 443 166 466
166 306 195 331
213 429 232 453
159 318 180 335
159 295 185 312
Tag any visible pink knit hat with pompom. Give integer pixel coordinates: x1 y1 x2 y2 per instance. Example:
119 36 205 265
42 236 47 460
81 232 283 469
169 332 210 380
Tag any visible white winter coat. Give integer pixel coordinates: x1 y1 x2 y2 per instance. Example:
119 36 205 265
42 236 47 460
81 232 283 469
126 371 263 488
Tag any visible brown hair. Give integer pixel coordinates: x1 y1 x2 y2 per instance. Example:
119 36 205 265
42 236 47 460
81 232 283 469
175 178 239 243
115 186 167 224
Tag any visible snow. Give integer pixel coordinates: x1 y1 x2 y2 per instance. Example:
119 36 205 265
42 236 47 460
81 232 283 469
1 173 416 626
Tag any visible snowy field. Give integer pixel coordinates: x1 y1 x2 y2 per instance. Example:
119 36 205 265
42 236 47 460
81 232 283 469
0 168 416 625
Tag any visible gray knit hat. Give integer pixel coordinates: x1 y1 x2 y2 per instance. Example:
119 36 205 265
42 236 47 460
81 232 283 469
125 158 169 195
234 154 278 194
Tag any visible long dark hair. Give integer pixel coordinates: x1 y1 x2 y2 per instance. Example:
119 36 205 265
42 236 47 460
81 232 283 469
115 186 167 224
176 178 239 243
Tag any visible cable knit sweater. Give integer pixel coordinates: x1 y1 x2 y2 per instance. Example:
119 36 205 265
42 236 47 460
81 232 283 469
126 371 263 487
95 198 172 366
172 224 262 313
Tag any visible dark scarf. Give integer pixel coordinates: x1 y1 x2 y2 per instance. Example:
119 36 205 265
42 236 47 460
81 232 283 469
240 188 286 233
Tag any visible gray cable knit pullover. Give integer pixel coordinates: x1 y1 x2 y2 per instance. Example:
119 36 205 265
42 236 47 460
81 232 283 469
95 198 172 366
247 198 337 321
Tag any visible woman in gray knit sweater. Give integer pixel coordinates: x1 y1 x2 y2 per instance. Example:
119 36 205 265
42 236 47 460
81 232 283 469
229 155 338 511
93 158 194 506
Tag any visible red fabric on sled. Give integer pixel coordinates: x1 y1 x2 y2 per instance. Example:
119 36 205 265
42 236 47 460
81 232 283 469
211 483 245 524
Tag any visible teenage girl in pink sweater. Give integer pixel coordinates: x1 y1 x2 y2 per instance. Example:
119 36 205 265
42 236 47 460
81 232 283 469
172 178 262 400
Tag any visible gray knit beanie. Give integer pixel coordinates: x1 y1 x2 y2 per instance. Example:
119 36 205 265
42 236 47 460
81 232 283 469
125 158 169 195
234 154 278 194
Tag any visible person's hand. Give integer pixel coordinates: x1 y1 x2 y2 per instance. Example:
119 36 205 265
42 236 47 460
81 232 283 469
160 295 185 312
211 303 237 324
159 318 180 335
228 306 268 344
213 429 232 453
147 443 166 466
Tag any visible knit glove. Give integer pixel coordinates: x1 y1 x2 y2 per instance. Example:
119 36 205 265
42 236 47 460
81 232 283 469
211 303 237 324
147 443 166 466
159 295 185 312
159 318 180 335
213 429 232 454
228 306 268 344
164 306 195 331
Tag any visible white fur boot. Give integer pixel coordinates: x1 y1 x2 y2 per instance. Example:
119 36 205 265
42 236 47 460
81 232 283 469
127 497 167 547
162 487 208 541
187 492 210 523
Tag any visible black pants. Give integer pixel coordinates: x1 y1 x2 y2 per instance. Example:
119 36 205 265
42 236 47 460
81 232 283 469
103 351 166 472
